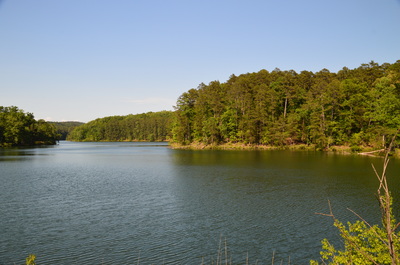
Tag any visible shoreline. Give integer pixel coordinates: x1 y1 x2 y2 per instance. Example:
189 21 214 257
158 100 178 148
169 142 394 157
53 141 396 158
170 142 350 151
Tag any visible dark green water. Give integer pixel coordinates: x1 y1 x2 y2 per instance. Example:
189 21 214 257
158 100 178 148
0 141 399 264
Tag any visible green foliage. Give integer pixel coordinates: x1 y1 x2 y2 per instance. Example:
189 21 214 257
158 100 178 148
311 219 399 264
67 111 173 142
49 121 84 140
25 254 36 265
0 106 58 147
172 60 400 149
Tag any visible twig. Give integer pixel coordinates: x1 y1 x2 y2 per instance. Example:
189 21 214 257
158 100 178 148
374 132 399 264
358 149 385 156
394 222 400 232
216 235 222 265
346 207 388 247
317 200 380 265
224 237 228 265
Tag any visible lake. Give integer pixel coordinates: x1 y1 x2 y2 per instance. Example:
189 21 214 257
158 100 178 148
1 141 399 264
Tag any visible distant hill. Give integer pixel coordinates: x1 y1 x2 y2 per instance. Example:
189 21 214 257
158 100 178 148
66 111 173 142
49 121 85 140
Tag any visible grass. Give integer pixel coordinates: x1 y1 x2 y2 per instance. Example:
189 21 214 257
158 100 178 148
170 142 356 153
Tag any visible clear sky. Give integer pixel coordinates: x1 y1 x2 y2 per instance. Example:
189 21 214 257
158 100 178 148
1 0 399 122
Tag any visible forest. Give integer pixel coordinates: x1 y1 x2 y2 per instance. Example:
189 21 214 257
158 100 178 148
4 60 400 149
0 106 58 146
172 60 400 150
67 111 173 142
49 121 84 140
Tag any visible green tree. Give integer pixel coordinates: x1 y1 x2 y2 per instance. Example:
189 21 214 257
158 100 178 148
172 88 198 144
0 106 57 146
35 119 57 144
171 60 400 149
67 111 173 142
49 121 84 140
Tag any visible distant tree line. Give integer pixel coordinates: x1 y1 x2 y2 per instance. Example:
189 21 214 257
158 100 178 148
172 60 400 149
49 121 84 140
67 111 173 142
0 106 58 146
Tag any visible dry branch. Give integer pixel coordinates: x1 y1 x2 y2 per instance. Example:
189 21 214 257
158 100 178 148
358 149 386 156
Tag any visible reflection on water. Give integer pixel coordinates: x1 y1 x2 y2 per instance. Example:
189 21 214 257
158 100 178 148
0 142 399 264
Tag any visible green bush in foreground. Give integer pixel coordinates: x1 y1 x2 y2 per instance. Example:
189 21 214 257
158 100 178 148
310 208 400 264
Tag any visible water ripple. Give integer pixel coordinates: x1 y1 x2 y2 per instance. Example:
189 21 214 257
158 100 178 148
1 143 399 264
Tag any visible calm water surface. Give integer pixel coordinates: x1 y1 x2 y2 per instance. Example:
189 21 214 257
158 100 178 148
1 141 400 264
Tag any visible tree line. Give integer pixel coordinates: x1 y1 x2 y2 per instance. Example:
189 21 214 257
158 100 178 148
5 60 399 148
172 60 400 149
0 106 58 146
49 121 84 140
67 111 173 142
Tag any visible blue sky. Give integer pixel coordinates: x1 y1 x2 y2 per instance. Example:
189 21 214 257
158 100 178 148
1 0 399 122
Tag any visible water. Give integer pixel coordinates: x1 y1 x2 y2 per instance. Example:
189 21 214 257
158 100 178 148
1 142 399 264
